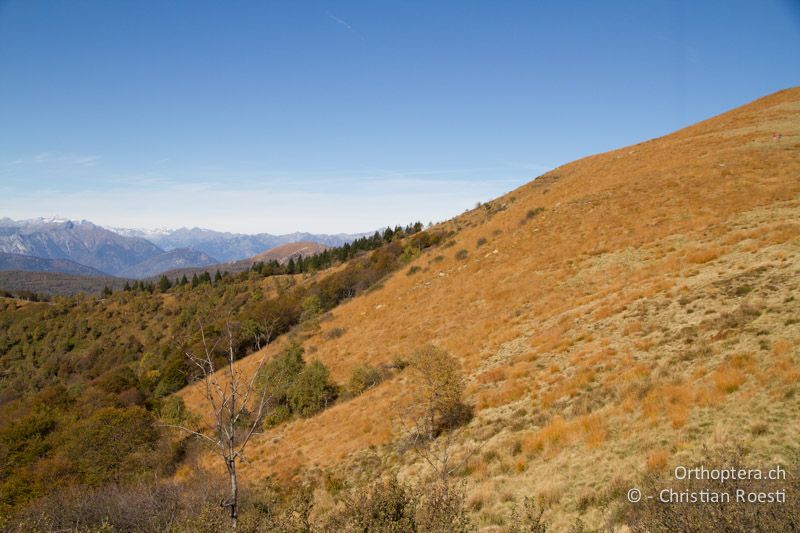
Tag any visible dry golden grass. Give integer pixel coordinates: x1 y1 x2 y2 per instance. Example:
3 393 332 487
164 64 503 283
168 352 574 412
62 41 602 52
686 247 724 264
577 413 609 448
538 368 596 408
773 339 793 356
535 482 564 507
769 356 800 388
523 416 571 455
645 449 670 473
476 367 507 385
693 385 725 408
176 88 800 530
641 383 693 427
476 380 527 410
712 365 747 394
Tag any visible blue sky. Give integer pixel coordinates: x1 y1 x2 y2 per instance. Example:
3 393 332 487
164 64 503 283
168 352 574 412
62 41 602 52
0 1 798 233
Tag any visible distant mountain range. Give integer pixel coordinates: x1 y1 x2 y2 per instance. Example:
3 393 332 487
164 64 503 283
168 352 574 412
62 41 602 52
0 218 365 281
110 226 364 263
0 218 163 277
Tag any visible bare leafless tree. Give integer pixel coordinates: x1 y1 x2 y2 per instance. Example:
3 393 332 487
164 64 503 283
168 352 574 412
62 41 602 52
164 319 277 532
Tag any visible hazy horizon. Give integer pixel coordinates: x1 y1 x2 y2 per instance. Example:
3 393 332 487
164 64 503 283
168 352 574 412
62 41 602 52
1 213 384 236
0 171 534 234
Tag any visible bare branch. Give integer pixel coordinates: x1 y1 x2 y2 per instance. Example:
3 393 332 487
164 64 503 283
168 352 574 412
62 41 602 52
159 423 223 452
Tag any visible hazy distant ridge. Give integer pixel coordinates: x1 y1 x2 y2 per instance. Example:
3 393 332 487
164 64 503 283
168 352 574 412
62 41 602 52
109 226 368 263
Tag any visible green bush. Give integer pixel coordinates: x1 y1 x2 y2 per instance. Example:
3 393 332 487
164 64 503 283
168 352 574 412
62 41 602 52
152 355 186 398
526 207 544 219
334 476 418 531
324 326 345 340
288 360 339 417
263 403 292 429
392 355 409 370
300 294 322 323
257 342 305 403
401 243 422 263
348 364 384 396
255 343 340 424
416 481 474 533
159 396 190 426
455 249 468 261
407 265 422 276
508 496 548 533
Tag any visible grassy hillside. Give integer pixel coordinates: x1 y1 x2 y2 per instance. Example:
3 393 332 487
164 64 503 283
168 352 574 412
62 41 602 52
153 241 331 281
178 88 800 530
246 241 329 265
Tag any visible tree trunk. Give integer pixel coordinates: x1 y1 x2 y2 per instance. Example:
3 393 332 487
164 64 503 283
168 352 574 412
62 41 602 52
227 455 238 532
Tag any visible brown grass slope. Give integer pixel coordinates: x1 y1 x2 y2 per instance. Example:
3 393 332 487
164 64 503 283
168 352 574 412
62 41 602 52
245 241 328 265
179 88 800 529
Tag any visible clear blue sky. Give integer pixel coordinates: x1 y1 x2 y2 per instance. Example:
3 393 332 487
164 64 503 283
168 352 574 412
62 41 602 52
1 1 798 233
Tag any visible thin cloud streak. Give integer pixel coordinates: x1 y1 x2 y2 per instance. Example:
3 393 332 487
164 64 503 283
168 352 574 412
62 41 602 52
10 152 100 167
325 11 365 40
